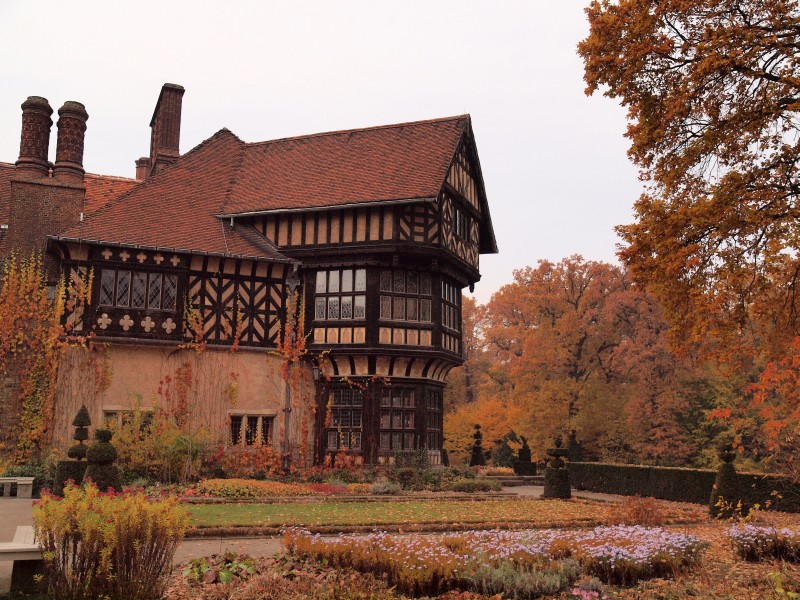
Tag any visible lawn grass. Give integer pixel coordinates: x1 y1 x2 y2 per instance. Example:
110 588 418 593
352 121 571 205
188 497 705 530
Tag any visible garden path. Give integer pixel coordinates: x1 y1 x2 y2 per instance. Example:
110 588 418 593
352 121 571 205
509 485 625 503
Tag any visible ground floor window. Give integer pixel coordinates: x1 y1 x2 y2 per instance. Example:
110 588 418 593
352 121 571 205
103 407 153 430
229 413 274 446
379 387 416 451
327 387 363 450
426 390 443 450
321 381 445 460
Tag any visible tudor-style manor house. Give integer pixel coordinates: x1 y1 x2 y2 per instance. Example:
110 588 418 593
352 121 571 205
0 84 496 465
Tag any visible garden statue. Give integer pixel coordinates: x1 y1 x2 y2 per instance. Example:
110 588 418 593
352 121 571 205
513 435 536 476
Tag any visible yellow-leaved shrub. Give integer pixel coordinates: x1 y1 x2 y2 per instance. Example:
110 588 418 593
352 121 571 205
33 483 189 600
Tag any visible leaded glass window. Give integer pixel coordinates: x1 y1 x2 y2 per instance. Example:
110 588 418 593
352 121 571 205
378 269 432 324
116 271 131 307
131 272 147 308
327 388 363 451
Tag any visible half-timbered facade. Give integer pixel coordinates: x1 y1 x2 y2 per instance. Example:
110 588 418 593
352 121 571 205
0 84 496 464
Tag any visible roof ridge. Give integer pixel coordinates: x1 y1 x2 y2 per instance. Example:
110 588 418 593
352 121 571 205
84 172 138 183
244 114 470 148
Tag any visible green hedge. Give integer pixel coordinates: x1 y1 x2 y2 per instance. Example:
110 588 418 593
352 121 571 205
569 462 800 512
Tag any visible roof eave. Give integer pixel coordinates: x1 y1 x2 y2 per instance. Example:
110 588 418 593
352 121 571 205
218 196 438 219
47 235 296 264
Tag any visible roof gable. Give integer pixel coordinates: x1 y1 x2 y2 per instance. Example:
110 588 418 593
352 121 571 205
443 127 498 254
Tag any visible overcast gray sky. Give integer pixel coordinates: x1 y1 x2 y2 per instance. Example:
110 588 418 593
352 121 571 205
0 1 641 303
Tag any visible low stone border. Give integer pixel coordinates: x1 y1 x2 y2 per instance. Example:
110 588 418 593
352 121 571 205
179 492 518 504
185 517 610 538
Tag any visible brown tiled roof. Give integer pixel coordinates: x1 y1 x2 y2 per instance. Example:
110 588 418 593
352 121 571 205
83 173 139 215
56 115 473 259
223 115 469 215
57 130 291 262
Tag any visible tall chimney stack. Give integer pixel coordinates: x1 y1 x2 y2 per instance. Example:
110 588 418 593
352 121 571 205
148 83 184 177
53 101 89 182
16 96 53 179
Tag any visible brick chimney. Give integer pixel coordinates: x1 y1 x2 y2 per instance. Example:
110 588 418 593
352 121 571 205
53 101 89 182
147 83 184 177
15 96 53 179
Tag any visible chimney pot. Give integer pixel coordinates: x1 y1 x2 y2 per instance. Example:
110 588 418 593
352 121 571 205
135 157 150 180
54 101 89 183
16 96 53 179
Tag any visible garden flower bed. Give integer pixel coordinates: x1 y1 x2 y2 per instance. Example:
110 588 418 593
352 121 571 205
284 525 709 595
728 523 800 562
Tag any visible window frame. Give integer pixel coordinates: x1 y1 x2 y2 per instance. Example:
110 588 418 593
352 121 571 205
99 268 179 312
228 412 275 447
314 268 367 323
326 387 364 451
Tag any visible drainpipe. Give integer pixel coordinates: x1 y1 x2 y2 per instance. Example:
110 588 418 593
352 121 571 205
282 265 301 473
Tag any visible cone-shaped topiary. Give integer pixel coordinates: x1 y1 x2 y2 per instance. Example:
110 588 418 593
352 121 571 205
469 424 486 467
83 428 121 492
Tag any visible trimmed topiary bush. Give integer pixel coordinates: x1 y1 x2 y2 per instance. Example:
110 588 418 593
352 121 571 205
83 428 121 492
56 406 93 494
543 436 571 499
66 405 91 461
469 424 487 467
710 440 740 518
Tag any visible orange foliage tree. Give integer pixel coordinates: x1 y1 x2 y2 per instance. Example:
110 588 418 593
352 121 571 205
580 1 800 358
446 256 717 465
580 1 800 476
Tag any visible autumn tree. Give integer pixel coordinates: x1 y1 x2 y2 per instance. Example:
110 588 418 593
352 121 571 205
0 254 66 463
579 0 800 357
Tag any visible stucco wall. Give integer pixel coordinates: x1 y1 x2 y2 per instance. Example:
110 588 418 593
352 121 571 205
51 342 315 460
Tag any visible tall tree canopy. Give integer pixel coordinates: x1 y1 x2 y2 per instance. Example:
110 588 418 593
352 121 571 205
445 256 716 464
579 0 800 357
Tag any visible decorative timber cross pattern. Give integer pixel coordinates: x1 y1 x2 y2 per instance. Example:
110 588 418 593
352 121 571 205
119 250 130 262
170 255 181 267
162 318 177 334
97 313 111 329
141 316 155 332
101 248 113 260
154 254 165 265
119 315 134 331
136 252 147 263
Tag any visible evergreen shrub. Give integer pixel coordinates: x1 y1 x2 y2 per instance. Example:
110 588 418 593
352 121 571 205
570 462 800 512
